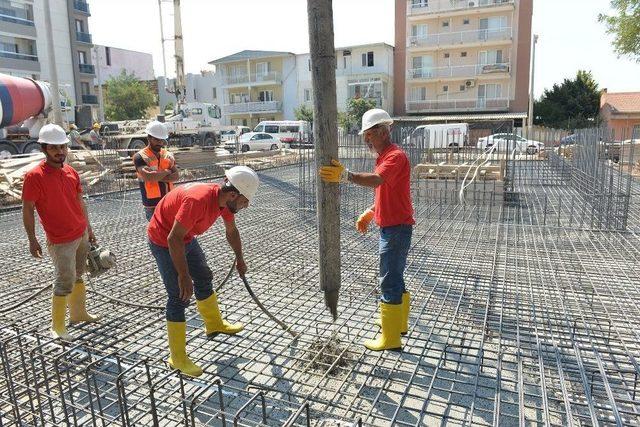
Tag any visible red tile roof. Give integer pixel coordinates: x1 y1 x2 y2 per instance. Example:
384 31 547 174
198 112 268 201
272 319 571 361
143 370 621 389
601 91 640 113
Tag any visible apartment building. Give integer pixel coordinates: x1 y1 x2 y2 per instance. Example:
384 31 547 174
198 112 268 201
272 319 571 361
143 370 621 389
208 50 298 128
395 0 533 120
297 43 394 114
92 45 154 84
0 0 98 118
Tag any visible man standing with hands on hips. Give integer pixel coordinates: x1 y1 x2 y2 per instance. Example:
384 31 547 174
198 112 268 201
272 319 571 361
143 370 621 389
319 109 414 351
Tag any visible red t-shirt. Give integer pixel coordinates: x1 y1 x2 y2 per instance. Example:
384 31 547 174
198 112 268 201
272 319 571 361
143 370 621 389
374 144 415 228
22 161 87 244
148 183 235 247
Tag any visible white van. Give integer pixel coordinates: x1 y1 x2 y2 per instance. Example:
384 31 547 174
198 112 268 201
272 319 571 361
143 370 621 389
253 120 311 146
404 123 469 149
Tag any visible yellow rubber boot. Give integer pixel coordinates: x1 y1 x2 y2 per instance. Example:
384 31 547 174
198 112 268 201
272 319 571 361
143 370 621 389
196 293 243 336
68 281 101 324
364 303 402 351
51 295 73 341
375 292 410 335
166 321 203 377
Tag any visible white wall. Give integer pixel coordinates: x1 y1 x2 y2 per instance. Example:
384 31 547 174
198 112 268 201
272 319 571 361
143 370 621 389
281 56 298 120
32 0 76 107
93 45 155 84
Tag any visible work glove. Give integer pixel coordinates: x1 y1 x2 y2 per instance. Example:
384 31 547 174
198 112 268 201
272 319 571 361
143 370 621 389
319 159 350 183
356 209 375 234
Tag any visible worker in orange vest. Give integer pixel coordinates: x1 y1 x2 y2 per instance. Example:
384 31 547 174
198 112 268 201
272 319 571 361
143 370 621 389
133 121 179 220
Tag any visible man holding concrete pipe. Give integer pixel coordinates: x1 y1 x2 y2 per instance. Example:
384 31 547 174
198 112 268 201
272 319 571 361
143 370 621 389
319 108 414 351
147 166 259 377
22 124 101 341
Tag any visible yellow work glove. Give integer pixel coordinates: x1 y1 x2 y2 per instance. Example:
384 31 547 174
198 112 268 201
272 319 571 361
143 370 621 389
356 209 375 234
319 159 350 183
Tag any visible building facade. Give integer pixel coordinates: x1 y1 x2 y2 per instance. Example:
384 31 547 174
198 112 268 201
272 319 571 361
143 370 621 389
92 44 154 84
395 0 532 120
297 43 394 115
600 90 640 141
0 0 98 118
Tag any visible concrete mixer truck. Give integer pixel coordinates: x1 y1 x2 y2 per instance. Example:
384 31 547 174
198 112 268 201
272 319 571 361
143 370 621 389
0 73 57 159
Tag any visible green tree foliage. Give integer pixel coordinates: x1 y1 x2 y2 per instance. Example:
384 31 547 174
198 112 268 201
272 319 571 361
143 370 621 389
294 104 314 124
533 71 601 129
345 98 378 132
104 71 155 121
599 0 640 61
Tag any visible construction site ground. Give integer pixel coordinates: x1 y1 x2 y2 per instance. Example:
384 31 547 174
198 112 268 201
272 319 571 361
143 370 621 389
1 152 640 425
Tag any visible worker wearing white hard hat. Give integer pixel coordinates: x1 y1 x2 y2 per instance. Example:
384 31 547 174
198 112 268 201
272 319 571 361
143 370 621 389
146 166 259 377
320 108 414 352
133 121 178 220
22 124 101 341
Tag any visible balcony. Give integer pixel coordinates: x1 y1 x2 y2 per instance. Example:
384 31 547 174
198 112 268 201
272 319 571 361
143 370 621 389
407 98 509 112
407 62 510 80
73 0 90 14
223 71 281 87
0 6 34 26
78 63 95 74
82 94 98 104
408 0 514 16
408 27 511 49
225 101 282 114
0 51 37 61
76 31 92 44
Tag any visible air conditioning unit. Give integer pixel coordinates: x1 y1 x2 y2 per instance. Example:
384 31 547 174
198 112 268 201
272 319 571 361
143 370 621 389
465 80 476 88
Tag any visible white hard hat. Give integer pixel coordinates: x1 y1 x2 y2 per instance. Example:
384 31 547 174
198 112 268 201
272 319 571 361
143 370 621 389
146 121 169 140
38 124 69 145
225 166 259 203
359 108 393 135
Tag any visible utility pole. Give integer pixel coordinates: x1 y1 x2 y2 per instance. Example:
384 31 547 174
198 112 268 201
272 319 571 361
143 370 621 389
307 0 341 320
94 46 105 122
528 34 538 134
173 0 186 106
43 0 62 125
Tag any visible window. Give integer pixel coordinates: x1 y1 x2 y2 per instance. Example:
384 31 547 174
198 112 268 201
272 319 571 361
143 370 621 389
231 93 247 104
212 88 217 99
264 125 279 134
258 90 273 102
304 88 312 102
411 87 427 101
80 82 90 95
479 49 504 64
461 52 467 57
361 51 374 67
256 62 269 76
75 19 84 32
105 46 111 65
308 59 311 71
411 24 428 39
78 51 87 64
411 0 427 7
463 18 470 25
443 85 448 92
633 125 640 139
460 85 466 92
444 53 450 59
193 89 197 100
478 83 502 99
442 20 449 28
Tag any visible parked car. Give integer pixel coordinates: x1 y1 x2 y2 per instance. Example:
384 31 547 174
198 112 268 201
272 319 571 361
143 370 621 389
226 132 282 153
403 123 468 149
477 133 544 154
560 134 577 145
254 120 311 147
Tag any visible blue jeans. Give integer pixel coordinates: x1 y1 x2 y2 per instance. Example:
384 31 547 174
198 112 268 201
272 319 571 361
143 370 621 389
148 238 214 322
379 225 412 305
144 206 155 221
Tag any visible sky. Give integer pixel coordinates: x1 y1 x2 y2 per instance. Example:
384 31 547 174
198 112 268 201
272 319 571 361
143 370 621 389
89 0 639 98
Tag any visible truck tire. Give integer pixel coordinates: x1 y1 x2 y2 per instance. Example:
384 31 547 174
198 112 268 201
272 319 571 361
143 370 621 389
0 141 18 159
203 134 215 147
128 139 146 150
241 144 250 153
21 142 41 155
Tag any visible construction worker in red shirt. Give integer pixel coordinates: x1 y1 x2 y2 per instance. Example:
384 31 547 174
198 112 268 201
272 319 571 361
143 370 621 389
147 166 259 377
320 109 415 352
133 121 179 220
22 124 101 341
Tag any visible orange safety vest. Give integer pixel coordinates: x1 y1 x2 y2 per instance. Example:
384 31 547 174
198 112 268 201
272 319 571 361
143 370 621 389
136 147 175 200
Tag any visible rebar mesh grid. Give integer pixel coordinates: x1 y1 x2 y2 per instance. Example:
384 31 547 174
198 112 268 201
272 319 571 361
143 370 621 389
1 131 639 425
